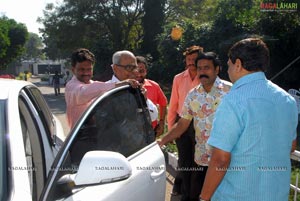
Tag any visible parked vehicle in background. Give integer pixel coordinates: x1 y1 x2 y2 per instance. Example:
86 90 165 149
0 79 166 201
0 74 15 79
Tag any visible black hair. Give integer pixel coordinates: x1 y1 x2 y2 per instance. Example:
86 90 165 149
136 56 148 68
71 48 95 67
195 52 221 68
228 38 269 72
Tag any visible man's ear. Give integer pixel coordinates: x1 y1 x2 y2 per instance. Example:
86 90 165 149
216 65 220 74
235 58 243 72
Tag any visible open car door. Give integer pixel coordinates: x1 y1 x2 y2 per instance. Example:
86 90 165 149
40 86 166 201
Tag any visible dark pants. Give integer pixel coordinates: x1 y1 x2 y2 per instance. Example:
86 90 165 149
173 115 196 201
189 165 208 201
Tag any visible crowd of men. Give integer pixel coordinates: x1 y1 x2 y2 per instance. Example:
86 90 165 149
60 38 297 201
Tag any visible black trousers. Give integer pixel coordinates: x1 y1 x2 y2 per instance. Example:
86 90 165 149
189 165 208 201
173 115 196 201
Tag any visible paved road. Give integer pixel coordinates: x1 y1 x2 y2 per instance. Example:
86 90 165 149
30 77 180 201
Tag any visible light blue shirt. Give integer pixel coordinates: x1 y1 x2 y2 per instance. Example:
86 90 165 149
208 72 298 201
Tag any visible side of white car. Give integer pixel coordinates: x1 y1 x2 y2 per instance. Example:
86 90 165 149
2 80 61 200
1 79 166 201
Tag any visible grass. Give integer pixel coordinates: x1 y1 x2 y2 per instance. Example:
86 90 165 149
289 162 300 201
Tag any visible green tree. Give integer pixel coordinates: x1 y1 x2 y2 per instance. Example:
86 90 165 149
0 16 28 68
23 33 44 60
40 0 145 58
141 0 166 60
40 0 146 80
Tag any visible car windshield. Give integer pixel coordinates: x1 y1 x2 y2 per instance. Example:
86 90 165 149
0 100 8 200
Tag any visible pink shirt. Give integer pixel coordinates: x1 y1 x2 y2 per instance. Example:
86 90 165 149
167 69 200 130
65 76 115 128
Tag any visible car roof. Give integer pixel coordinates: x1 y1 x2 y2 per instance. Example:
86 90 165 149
0 78 34 100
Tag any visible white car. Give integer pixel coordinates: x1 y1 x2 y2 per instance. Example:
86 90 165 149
1 79 166 201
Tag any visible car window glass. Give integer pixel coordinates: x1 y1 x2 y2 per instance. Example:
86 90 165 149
44 88 155 200
69 88 155 166
24 87 56 145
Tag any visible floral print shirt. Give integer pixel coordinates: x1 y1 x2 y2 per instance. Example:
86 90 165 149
181 77 232 166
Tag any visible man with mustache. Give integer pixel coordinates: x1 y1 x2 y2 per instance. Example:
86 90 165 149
159 52 232 201
65 48 139 129
167 45 203 199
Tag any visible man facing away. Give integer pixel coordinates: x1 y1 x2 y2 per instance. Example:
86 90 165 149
65 48 139 129
167 45 203 198
135 56 168 136
159 52 232 201
200 38 298 201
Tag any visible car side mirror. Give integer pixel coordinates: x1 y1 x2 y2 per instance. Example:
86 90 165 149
57 151 132 188
74 151 132 185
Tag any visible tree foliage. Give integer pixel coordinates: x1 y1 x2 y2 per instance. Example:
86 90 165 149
40 0 145 58
23 33 44 61
141 0 166 60
155 0 300 88
36 0 300 88
0 16 28 68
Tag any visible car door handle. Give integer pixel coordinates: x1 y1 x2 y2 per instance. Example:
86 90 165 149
150 165 165 180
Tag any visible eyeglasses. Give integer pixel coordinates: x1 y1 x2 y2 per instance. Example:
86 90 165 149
116 64 138 72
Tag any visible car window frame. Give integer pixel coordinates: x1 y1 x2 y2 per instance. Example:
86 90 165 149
23 86 56 146
0 100 8 201
18 95 47 200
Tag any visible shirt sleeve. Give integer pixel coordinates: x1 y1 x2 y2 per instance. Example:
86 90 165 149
155 84 168 106
73 81 115 105
167 76 179 130
208 98 243 152
180 91 194 121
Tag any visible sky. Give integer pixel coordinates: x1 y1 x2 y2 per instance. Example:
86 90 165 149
0 0 62 35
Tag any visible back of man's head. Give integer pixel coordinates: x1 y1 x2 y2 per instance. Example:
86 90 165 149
228 38 270 72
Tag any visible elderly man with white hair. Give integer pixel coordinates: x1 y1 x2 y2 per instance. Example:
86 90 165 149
107 50 158 125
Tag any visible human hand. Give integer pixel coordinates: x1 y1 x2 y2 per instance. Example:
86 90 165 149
117 79 140 88
155 123 164 137
140 86 147 99
156 139 163 147
126 79 140 88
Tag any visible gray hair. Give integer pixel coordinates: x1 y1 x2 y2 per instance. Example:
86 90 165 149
112 50 135 65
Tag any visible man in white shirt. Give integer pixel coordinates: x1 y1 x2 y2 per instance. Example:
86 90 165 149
107 50 158 124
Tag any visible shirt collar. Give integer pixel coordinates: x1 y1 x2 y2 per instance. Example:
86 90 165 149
183 69 191 77
143 79 151 86
197 76 225 91
231 72 266 91
73 76 93 84
111 75 120 82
